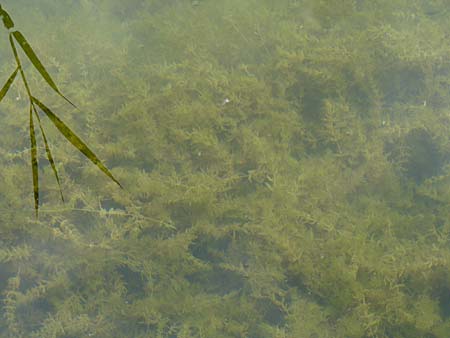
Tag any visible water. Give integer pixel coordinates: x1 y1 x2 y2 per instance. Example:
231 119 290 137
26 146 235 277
0 0 449 337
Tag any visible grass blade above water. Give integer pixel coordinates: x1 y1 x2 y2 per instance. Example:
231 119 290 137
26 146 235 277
12 30 76 108
32 96 122 188
29 104 39 217
0 66 18 102
32 104 64 203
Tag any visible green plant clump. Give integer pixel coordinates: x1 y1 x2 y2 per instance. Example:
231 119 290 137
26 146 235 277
1 0 450 337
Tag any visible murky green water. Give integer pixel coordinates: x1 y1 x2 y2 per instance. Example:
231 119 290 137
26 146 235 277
0 1 450 337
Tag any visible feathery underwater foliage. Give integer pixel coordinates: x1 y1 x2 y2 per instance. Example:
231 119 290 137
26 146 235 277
1 0 450 337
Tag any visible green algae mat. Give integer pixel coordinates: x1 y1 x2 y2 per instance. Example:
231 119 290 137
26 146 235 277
0 0 450 337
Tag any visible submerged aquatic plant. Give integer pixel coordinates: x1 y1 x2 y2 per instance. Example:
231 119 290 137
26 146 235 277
0 4 121 216
1 1 450 337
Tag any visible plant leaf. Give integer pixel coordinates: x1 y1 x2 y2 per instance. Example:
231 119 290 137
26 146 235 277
12 30 76 108
32 104 64 203
29 104 39 217
0 5 15 29
0 66 18 102
8 33 32 96
32 96 122 188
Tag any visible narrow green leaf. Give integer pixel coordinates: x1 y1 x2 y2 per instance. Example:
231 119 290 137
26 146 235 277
9 34 32 97
32 96 122 188
8 34 22 71
32 104 64 203
0 66 18 102
29 104 39 217
12 30 76 108
0 6 15 29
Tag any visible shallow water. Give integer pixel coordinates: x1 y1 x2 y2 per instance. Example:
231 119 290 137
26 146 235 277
1 1 450 337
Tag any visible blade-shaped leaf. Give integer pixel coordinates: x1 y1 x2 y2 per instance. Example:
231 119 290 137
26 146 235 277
32 96 122 188
0 66 18 102
0 6 15 29
29 104 39 217
12 30 76 108
32 104 64 203
8 33 32 96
